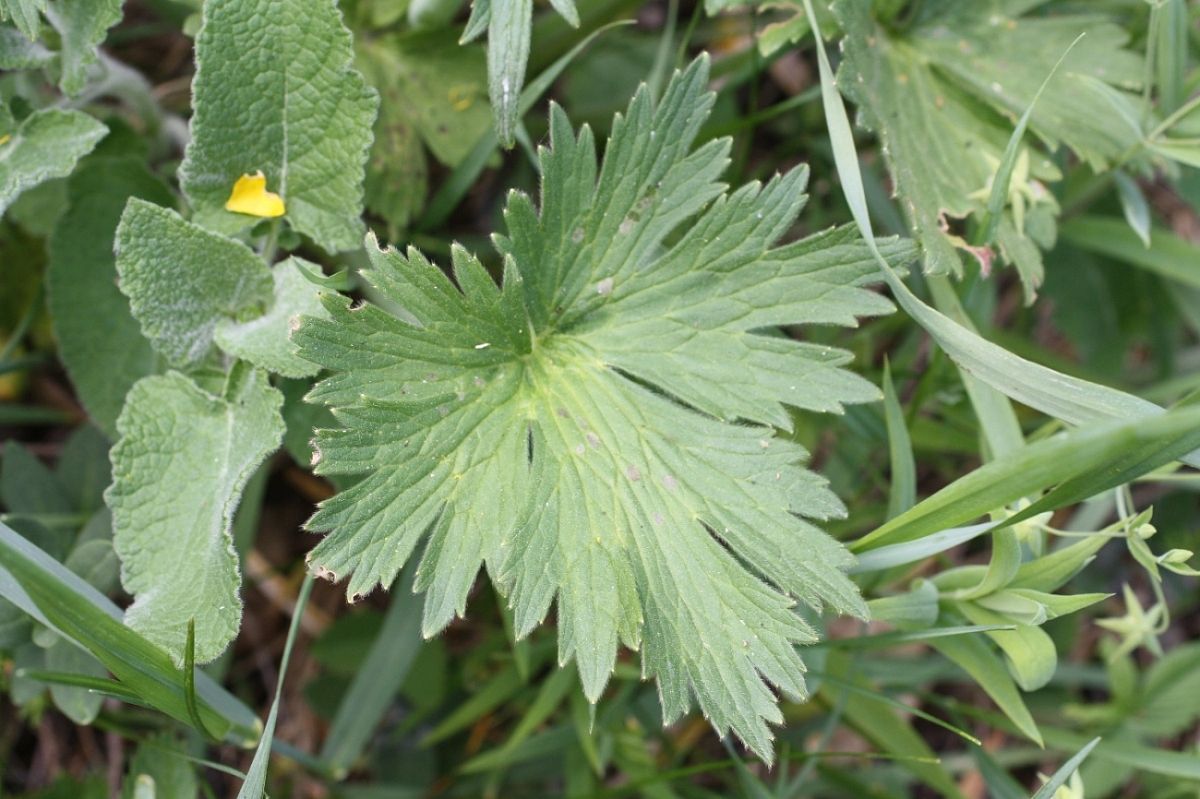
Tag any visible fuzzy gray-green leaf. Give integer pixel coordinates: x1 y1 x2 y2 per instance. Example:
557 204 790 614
106 369 284 663
0 109 106 217
179 0 377 253
115 198 274 368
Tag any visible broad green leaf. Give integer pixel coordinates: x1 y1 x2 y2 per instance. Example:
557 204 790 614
0 109 106 217
0 0 42 40
45 636 107 724
1 441 71 516
179 0 377 253
116 198 274 368
955 601 1057 691
0 520 260 742
44 0 123 96
295 57 913 760
834 0 1141 284
48 158 170 437
106 369 284 663
214 257 330 378
930 626 1042 745
126 736 199 799
358 31 491 168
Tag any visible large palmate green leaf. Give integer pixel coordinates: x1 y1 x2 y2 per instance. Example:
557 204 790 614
48 158 170 438
295 58 915 759
0 109 106 217
179 0 377 253
107 369 284 662
834 0 1142 292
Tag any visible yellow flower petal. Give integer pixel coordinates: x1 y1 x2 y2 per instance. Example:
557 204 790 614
0 134 11 146
225 170 286 218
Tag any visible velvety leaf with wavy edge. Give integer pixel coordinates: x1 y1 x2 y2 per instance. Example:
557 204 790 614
106 369 284 663
115 198 274 368
179 0 377 253
0 109 106 217
295 57 916 760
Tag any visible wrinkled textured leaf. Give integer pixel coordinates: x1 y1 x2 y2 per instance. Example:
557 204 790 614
48 158 169 437
179 0 377 253
107 369 284 663
116 198 274 368
44 0 124 95
834 0 1141 283
296 58 914 759
0 109 106 217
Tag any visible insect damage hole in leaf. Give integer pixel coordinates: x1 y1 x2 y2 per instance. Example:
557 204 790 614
294 56 916 761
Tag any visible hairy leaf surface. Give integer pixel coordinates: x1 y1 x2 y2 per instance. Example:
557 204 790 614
179 0 377 253
0 109 106 217
107 369 284 662
48 158 170 438
116 199 274 368
296 58 913 758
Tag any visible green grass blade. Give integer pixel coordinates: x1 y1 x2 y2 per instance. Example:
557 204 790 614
0 520 260 743
929 631 1042 746
1029 737 1100 799
798 0 1199 470
853 406 1200 552
976 34 1085 245
882 360 915 519
320 564 422 777
237 572 315 798
419 19 634 230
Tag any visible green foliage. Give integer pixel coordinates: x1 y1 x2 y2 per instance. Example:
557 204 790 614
47 157 169 438
0 110 106 216
295 57 913 757
1 0 1199 796
835 0 1142 294
107 369 284 663
179 0 378 253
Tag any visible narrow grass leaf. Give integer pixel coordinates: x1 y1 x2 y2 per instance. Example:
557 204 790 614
800 0 1200 470
0 520 260 743
1059 216 1200 291
929 630 1042 745
320 564 422 778
977 33 1085 245
882 360 915 519
1112 172 1151 248
238 573 315 799
1030 737 1100 799
854 406 1200 552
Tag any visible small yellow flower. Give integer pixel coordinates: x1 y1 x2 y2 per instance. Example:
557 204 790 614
0 134 11 146
224 170 285 218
